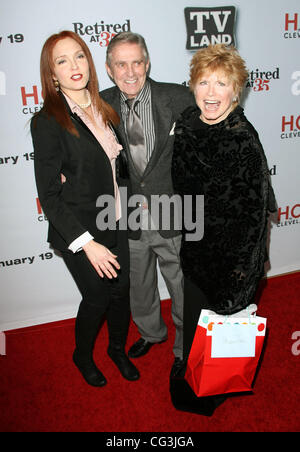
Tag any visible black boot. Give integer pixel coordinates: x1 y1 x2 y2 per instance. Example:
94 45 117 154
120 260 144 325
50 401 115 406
73 301 107 387
73 350 107 387
107 343 140 381
105 282 139 381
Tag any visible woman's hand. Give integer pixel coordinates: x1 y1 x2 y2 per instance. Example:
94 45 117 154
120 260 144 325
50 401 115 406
83 240 120 279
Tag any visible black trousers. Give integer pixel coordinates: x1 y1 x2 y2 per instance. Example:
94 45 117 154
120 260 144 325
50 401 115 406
61 228 130 358
170 276 227 416
183 276 211 360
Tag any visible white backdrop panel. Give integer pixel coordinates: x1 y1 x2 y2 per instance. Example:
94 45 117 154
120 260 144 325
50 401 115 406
0 0 299 330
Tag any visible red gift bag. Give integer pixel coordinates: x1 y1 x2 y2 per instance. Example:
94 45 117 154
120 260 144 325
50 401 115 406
185 305 267 397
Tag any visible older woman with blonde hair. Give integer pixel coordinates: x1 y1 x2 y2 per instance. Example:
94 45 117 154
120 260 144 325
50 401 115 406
171 44 276 415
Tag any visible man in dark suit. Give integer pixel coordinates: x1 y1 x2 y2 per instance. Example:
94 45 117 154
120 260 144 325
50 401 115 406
101 32 194 374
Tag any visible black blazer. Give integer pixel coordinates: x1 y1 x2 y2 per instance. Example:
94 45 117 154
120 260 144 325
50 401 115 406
31 97 126 251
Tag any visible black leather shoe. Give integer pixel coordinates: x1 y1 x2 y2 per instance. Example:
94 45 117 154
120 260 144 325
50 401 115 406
107 346 140 381
73 350 107 387
128 338 157 358
170 357 186 378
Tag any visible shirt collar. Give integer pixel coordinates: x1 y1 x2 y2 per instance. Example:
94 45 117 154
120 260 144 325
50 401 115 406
120 80 150 106
61 91 86 117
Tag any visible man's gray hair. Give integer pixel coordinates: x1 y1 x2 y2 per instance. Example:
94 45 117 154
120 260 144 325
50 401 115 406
106 32 150 67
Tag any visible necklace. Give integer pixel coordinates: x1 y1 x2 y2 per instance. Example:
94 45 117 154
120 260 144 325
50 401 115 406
78 91 91 109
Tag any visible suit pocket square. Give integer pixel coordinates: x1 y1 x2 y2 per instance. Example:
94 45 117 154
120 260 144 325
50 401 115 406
169 122 176 136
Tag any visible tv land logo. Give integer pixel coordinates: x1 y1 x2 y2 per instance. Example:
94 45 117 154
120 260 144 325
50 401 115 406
277 203 300 228
184 6 236 50
281 114 300 140
283 13 300 39
20 85 43 115
72 19 131 46
246 68 280 93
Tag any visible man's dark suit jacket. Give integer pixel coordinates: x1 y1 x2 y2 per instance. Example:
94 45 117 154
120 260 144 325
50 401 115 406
101 77 195 239
31 100 125 252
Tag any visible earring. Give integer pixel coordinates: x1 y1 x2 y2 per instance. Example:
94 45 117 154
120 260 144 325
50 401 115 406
54 80 60 92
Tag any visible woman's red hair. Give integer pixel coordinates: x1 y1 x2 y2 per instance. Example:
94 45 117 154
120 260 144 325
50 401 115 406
39 30 119 135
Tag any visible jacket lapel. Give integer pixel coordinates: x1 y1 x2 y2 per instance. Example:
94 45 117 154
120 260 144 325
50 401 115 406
105 88 128 145
70 111 99 144
60 92 101 147
143 78 173 178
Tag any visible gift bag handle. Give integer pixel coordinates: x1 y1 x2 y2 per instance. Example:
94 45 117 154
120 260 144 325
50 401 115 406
223 306 256 325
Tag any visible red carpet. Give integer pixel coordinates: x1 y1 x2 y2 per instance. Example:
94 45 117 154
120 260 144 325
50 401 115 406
1 272 299 432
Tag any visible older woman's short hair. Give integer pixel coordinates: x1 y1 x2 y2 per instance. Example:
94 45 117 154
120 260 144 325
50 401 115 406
189 44 248 100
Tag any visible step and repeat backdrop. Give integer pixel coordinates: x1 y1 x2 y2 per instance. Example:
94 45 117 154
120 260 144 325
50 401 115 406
0 0 299 330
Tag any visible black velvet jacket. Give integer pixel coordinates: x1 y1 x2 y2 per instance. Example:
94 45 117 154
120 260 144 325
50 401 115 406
172 105 277 314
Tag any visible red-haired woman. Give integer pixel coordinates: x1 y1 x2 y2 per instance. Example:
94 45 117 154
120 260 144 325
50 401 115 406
31 31 139 387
